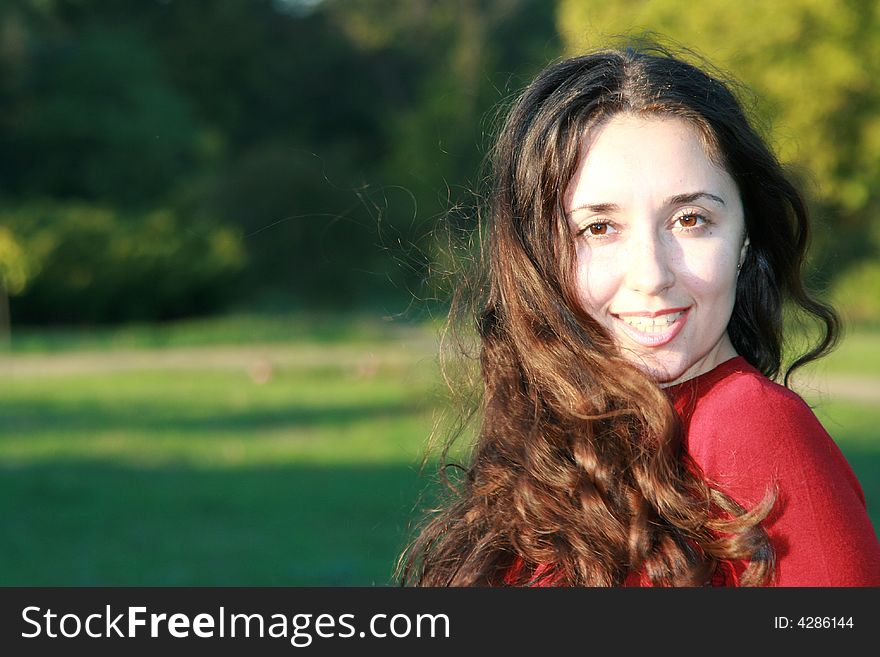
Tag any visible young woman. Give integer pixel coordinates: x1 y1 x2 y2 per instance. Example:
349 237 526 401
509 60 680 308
398 47 880 586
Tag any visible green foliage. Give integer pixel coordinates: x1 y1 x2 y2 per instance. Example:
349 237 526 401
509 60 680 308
324 0 562 311
3 21 200 206
3 202 246 322
556 0 880 276
199 142 391 308
0 226 33 295
831 260 880 326
5 1 874 322
0 1 567 321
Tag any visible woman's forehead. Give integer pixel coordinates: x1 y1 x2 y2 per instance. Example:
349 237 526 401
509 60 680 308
563 114 737 212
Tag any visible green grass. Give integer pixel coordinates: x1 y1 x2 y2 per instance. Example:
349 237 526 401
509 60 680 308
1 462 430 585
0 316 877 585
0 348 458 585
811 400 880 531
4 311 439 354
810 328 880 376
0 368 436 466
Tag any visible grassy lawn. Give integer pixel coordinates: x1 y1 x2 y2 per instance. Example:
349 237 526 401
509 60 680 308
0 315 877 585
2 312 441 353
793 326 880 378
811 401 880 530
0 326 457 585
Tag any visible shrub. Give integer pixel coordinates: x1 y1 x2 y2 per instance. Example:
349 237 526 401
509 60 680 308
2 201 246 323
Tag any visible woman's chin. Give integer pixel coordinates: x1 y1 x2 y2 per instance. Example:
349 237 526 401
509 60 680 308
622 354 685 387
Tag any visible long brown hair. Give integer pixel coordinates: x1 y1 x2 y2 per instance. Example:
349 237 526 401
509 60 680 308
397 46 839 587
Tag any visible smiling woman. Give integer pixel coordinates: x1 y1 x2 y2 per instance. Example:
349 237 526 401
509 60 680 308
397 45 880 587
565 114 748 386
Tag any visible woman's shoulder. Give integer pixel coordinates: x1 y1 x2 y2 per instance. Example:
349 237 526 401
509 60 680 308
678 359 880 585
676 357 827 444
684 356 811 416
677 357 863 499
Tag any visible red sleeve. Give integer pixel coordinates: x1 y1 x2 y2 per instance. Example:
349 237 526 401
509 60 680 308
685 374 880 586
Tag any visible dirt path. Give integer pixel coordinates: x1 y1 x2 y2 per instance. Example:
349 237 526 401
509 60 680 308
1 344 878 403
0 341 439 377
789 373 880 404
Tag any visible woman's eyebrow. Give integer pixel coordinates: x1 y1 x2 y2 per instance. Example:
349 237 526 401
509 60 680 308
664 191 726 206
565 202 620 216
566 191 725 216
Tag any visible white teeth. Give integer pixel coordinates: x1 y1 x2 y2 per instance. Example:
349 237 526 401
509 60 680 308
618 311 683 333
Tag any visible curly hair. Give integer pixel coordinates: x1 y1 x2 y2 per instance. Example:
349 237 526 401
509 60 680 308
397 46 839 587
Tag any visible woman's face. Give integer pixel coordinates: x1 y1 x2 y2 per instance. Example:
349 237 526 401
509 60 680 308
563 113 748 386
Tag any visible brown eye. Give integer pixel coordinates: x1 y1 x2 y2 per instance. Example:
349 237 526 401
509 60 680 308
673 212 706 230
576 221 616 239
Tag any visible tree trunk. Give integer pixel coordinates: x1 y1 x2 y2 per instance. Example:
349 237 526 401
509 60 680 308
0 284 10 351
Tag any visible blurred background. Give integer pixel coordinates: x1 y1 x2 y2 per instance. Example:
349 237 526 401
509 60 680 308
0 0 878 585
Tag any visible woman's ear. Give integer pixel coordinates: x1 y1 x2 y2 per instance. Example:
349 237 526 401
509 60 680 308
738 236 750 270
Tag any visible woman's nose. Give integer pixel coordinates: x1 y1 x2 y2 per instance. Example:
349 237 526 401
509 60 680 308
622 232 675 295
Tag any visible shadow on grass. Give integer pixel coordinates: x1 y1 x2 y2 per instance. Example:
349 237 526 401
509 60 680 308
0 461 450 586
844 449 880 531
0 398 430 437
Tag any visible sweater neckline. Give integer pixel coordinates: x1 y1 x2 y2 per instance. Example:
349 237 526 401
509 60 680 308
663 355 753 403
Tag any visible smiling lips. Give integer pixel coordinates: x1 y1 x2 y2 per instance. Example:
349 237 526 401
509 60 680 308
612 307 691 347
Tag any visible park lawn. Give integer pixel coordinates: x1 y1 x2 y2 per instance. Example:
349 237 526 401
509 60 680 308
807 329 880 377
0 352 468 585
1 316 877 585
811 400 880 520
4 312 441 354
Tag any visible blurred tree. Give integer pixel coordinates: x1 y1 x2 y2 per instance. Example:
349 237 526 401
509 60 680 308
557 0 880 285
143 0 401 307
0 0 563 321
157 0 560 310
3 202 245 323
322 0 561 309
1 17 201 207
0 225 33 343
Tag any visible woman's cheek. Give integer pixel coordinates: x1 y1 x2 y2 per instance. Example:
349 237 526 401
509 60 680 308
576 249 617 315
679 245 738 295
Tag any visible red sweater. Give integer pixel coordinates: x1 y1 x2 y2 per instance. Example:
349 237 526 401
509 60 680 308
505 356 880 586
